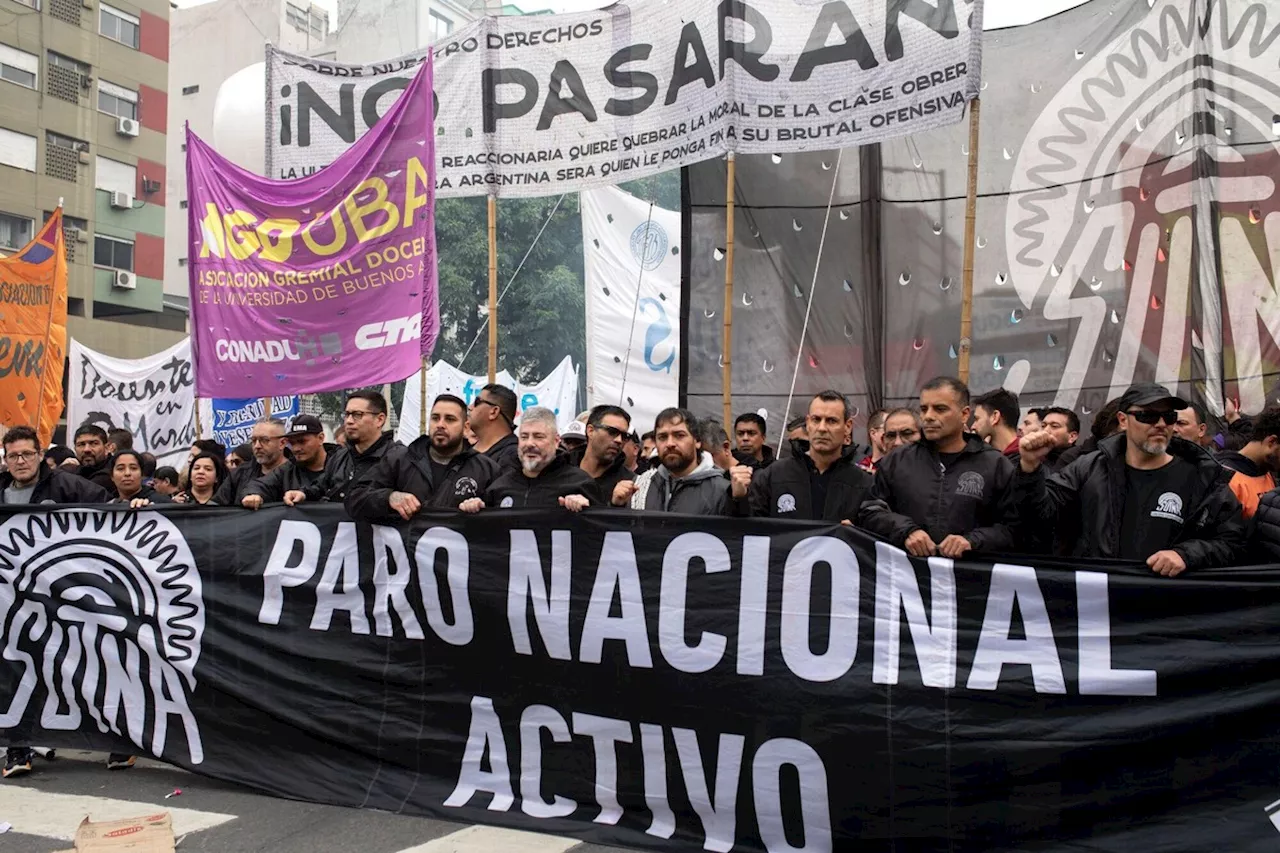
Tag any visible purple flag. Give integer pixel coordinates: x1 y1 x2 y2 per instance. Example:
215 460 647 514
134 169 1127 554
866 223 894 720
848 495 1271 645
186 57 437 398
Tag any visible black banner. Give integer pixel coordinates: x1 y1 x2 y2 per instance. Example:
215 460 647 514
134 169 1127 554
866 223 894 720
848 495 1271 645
3 506 1280 851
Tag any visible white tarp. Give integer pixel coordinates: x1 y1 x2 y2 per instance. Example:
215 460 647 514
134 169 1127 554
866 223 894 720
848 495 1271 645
581 186 681 434
265 0 983 196
67 338 196 465
397 356 578 443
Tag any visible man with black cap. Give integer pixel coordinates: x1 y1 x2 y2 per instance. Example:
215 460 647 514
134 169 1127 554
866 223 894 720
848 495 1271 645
241 415 338 508
1017 382 1246 575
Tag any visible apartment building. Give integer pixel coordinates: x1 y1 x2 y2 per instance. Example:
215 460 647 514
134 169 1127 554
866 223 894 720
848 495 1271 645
0 0 181 358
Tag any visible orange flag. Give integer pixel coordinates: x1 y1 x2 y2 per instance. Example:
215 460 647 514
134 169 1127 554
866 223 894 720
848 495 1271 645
0 209 67 446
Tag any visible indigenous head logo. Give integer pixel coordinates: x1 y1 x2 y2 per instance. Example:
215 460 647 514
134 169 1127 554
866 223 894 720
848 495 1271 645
1007 1 1280 413
454 476 479 498
777 494 796 513
1151 491 1184 522
629 221 668 272
955 471 986 499
0 511 205 764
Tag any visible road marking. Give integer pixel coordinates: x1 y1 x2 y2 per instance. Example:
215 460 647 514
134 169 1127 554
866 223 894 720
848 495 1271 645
394 824 580 853
0 787 235 841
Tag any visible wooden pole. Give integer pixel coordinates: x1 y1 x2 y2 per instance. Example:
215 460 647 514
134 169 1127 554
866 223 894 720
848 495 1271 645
263 397 272 418
958 98 982 384
721 153 736 429
418 357 428 436
487 195 498 385
193 399 203 440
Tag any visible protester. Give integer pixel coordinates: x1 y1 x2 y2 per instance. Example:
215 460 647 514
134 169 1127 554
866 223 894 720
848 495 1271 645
312 391 400 502
139 452 157 481
1217 407 1280 519
43 445 76 470
214 419 289 506
881 408 922 454
1038 407 1081 472
971 389 1021 458
152 466 181 497
699 419 736 472
460 407 598 511
743 391 873 522
176 452 226 506
1 426 108 504
733 413 775 469
226 443 252 471
109 450 170 507
107 427 133 453
467 383 520 473
617 408 736 514
622 432 642 473
347 395 501 521
74 425 115 491
858 409 888 472
1017 383 1246 574
243 415 336 508
641 431 656 460
1057 397 1123 468
560 420 589 453
1175 402 1210 446
859 378 1017 557
573 405 635 497
785 416 808 443
1020 408 1045 436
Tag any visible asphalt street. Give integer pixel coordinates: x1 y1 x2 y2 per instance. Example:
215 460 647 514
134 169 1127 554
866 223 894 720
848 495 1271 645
0 751 633 853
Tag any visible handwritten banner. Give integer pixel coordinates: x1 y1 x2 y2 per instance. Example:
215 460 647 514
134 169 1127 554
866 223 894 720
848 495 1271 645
187 58 437 397
67 338 196 465
0 210 67 445
199 395 301 448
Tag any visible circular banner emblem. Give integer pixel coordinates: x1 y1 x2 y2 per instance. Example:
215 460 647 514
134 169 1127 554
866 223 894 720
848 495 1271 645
630 221 669 272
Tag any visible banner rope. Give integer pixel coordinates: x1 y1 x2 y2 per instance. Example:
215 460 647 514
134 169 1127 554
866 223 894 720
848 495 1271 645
776 148 844 456
457 193 567 372
617 200 657 407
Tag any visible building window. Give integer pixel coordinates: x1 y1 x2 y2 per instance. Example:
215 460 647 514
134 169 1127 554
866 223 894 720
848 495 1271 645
181 84 198 95
0 45 38 90
99 4 140 49
44 132 86 181
179 199 188 209
285 2 309 33
47 51 89 74
68 297 85 317
46 51 89 104
0 212 34 251
0 128 37 172
430 10 452 42
97 79 138 121
177 257 187 267
95 155 136 196
46 211 88 264
94 234 133 271
10 0 39 9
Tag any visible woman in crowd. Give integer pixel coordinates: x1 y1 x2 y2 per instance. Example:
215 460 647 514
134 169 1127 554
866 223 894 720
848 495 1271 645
176 451 226 505
109 450 171 507
226 443 252 471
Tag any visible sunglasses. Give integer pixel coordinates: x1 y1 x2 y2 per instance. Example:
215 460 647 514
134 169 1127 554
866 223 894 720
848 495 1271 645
1126 409 1177 426
596 425 628 439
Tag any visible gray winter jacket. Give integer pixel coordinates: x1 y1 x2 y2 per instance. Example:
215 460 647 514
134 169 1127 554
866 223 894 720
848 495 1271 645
641 454 732 515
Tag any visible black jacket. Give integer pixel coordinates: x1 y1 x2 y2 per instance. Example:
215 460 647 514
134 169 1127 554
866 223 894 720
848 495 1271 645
1014 434 1247 569
110 484 172 504
484 452 601 508
742 448 873 522
858 434 1018 551
213 459 275 507
569 446 635 503
1056 435 1100 470
641 456 732 515
481 432 520 474
0 465 110 504
79 458 115 492
346 440 502 521
245 445 343 503
733 444 776 470
307 432 401 502
1253 488 1280 561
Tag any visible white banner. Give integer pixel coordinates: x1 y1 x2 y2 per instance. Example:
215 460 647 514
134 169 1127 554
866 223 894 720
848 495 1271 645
582 186 680 434
397 357 578 443
265 0 983 196
67 338 196 465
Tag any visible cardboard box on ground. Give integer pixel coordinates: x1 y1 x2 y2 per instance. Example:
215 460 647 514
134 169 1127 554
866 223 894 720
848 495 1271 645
54 812 174 852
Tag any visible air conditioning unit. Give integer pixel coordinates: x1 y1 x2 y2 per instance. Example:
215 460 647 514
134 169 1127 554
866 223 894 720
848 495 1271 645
141 177 160 194
112 270 135 289
116 117 139 138
109 191 133 210
77 150 91 165
80 74 93 89
67 227 88 243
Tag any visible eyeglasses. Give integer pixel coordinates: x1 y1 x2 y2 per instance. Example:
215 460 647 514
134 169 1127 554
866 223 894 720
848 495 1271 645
249 436 281 445
1126 409 1177 426
343 410 375 420
4 451 38 462
884 429 919 441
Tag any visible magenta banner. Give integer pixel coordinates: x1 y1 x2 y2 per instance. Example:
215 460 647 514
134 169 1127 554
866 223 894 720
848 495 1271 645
186 59 437 398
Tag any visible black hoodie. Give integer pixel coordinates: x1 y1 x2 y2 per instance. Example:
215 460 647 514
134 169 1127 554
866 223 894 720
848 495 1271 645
732 444 776 470
481 432 520 474
346 439 502 521
0 464 110 504
483 451 602 508
78 457 115 492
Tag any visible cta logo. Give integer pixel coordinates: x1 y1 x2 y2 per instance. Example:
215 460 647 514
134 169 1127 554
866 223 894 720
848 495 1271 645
355 314 421 351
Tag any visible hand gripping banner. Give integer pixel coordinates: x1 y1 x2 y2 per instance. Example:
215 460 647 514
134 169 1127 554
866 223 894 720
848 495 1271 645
5 506 1280 851
187 58 438 398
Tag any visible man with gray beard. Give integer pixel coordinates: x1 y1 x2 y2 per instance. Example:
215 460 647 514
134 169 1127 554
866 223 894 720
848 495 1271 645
460 407 600 512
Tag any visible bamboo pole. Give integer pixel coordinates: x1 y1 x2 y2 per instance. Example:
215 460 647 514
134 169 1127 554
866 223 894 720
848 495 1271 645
487 195 498 385
958 98 982 384
418 357 428 435
194 400 203 440
263 396 272 418
721 153 737 429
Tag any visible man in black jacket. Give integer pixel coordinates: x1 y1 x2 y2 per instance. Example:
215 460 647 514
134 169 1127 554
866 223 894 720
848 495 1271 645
460 407 598 511
572 405 635 502
2 426 110 504
859 377 1017 557
241 415 336 508
733 412 776 469
347 394 502 521
467 383 520 474
213 418 289 506
1017 383 1246 575
742 391 873 523
618 408 736 514
73 425 115 492
308 390 401 503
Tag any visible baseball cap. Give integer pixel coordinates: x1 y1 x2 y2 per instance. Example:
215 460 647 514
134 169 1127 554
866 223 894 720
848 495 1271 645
562 421 588 442
1118 382 1189 411
285 414 325 437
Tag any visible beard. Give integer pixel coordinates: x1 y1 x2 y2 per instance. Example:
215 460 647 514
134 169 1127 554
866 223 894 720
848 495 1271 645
661 448 697 473
1140 436 1169 455
521 452 551 474
433 433 463 454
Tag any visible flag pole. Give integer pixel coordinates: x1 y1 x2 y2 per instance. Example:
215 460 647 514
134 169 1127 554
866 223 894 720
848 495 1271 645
487 195 498 385
263 396 272 418
721 152 736 429
418 357 428 436
958 98 982 384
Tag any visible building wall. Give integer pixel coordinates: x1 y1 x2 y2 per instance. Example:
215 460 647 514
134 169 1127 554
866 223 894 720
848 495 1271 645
333 0 475 64
0 0 181 362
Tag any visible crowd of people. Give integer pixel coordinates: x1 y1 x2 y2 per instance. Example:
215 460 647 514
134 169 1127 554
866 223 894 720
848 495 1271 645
4 376 1280 777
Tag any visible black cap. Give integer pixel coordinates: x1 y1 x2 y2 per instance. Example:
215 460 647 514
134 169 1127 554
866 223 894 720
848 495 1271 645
284 414 325 437
1118 382 1188 411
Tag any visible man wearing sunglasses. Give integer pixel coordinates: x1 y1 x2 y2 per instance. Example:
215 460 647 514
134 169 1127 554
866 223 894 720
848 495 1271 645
467 384 520 474
1017 383 1246 576
571 405 636 505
